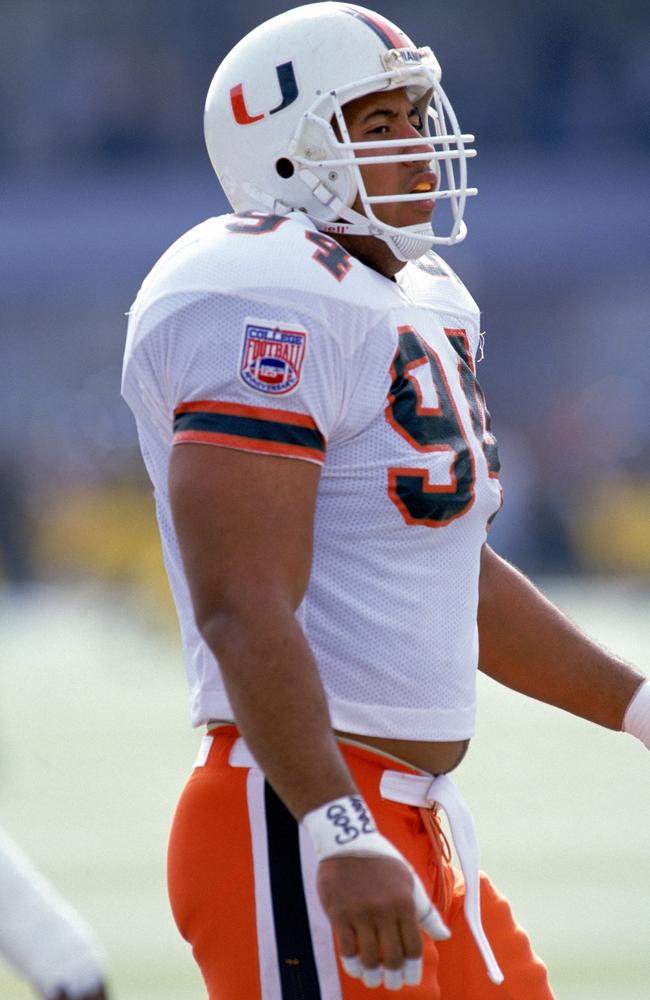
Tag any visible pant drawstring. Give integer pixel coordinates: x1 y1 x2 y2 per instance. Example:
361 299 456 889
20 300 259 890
418 805 453 914
379 769 504 986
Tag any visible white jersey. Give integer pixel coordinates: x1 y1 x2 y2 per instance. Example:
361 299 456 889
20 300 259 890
122 210 502 740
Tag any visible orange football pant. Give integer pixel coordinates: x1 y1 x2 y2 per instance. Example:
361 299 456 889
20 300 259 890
167 725 555 999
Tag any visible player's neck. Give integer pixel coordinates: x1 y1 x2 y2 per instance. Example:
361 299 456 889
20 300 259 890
335 233 406 281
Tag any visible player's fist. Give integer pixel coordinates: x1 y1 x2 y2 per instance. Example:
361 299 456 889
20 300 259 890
317 853 447 990
302 793 449 990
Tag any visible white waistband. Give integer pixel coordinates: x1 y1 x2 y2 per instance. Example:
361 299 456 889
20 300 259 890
198 735 503 986
379 770 503 985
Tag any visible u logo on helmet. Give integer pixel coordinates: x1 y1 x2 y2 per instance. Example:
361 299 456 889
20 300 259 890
230 62 298 125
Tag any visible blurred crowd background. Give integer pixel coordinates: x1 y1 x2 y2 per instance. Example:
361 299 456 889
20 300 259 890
1 0 649 614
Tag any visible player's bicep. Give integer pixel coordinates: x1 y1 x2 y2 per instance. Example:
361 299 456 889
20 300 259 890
169 442 321 629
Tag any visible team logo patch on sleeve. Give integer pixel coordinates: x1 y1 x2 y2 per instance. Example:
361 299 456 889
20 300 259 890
240 319 307 395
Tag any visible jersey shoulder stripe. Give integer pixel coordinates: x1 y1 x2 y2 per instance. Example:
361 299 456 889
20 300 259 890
173 400 326 465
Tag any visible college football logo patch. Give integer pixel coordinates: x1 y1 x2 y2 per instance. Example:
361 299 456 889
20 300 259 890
239 319 307 395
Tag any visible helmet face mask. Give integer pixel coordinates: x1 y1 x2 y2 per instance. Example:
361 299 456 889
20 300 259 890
205 3 476 261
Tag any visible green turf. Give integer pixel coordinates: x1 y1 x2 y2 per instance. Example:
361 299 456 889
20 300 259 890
0 580 648 999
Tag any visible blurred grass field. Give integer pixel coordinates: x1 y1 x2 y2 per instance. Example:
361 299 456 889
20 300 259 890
0 580 648 999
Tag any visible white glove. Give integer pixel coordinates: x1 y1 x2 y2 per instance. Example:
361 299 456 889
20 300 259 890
0 827 106 999
302 793 449 990
623 680 650 750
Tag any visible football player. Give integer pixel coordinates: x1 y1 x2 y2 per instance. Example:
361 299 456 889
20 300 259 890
0 826 108 999
122 3 649 997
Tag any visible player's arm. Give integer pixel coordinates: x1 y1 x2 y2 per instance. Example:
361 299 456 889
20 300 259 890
169 443 352 814
477 544 648 740
169 442 447 989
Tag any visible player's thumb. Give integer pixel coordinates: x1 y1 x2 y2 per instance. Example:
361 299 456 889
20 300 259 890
411 870 450 940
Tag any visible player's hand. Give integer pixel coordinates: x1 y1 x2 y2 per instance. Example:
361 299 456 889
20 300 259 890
303 792 449 990
317 853 448 990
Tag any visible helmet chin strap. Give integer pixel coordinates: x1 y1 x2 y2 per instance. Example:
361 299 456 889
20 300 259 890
316 216 434 263
240 181 294 217
299 167 434 262
239 173 443 263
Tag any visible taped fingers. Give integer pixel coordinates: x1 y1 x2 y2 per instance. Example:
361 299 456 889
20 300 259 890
340 953 362 979
340 919 422 990
339 921 362 978
397 916 423 987
340 956 422 990
361 966 382 988
411 870 450 940
404 956 423 985
336 878 430 990
355 922 380 972
378 906 424 989
341 961 403 990
340 961 415 990
384 966 405 991
375 916 409 990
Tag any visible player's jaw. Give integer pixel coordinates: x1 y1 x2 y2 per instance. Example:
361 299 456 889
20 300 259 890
355 161 438 231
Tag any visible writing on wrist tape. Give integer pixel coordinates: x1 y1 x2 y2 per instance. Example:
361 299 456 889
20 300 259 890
623 680 650 750
301 793 452 943
302 794 402 861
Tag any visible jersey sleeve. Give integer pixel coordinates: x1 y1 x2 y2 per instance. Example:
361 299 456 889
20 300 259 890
122 290 347 467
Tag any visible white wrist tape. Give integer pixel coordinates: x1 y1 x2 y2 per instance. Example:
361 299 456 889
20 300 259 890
623 680 650 750
302 794 388 860
301 794 450 943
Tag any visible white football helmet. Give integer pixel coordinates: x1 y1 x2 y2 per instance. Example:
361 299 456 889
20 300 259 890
204 2 476 261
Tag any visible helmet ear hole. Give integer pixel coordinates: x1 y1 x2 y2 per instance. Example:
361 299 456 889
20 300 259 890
275 158 295 179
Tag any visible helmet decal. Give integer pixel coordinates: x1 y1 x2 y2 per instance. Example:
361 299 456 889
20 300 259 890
230 62 299 126
341 5 405 50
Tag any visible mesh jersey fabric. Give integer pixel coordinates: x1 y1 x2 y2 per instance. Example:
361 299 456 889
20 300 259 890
122 210 502 739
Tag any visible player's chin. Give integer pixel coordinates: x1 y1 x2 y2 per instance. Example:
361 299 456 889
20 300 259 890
413 198 436 218
397 201 435 227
